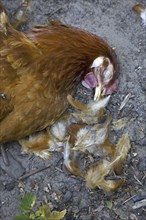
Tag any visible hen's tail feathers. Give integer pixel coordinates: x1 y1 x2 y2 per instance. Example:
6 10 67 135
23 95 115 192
0 1 10 34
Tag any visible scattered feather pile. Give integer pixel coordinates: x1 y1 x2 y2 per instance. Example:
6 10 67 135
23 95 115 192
133 4 146 26
20 95 131 192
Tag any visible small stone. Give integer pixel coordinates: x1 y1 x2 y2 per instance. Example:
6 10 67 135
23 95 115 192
132 194 146 203
137 66 142 70
137 157 146 171
133 153 137 157
132 199 146 209
5 181 16 191
0 150 25 179
79 215 92 220
44 186 50 193
62 191 72 204
141 138 146 145
130 213 138 220
64 215 75 220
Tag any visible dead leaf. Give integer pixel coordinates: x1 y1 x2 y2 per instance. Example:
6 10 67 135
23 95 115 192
132 4 145 14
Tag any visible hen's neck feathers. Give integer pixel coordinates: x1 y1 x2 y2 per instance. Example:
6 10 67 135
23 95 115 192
1 16 118 92
26 23 118 90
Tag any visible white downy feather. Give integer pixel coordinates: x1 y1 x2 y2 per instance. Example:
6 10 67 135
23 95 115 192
50 121 67 140
86 95 111 114
75 126 95 149
94 126 108 145
48 139 64 152
63 138 72 168
91 56 104 68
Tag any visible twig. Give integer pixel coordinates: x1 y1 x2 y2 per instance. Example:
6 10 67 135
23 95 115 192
19 164 51 180
122 195 136 205
141 172 146 181
55 167 63 172
134 174 143 186
119 93 132 111
46 5 66 18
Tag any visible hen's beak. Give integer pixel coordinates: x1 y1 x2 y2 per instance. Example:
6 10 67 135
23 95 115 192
94 85 102 101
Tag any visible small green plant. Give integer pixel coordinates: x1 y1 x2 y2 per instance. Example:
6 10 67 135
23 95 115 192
14 192 66 220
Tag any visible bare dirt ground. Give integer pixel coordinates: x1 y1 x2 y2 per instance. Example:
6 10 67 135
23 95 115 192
0 0 146 219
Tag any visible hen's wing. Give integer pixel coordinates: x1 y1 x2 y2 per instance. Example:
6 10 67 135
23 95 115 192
0 7 70 142
0 2 41 121
0 0 41 80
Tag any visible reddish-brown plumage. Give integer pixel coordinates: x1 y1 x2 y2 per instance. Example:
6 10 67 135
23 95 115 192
0 4 118 144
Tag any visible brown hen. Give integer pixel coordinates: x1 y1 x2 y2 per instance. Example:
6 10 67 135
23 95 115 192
0 1 118 152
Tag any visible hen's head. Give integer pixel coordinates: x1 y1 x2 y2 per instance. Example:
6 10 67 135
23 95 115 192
82 56 118 100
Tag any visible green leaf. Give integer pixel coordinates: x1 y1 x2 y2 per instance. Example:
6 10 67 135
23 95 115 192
105 200 113 209
13 213 30 220
35 217 45 220
19 193 36 213
39 205 66 220
39 205 51 218
35 210 42 217
47 210 66 220
29 213 35 219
